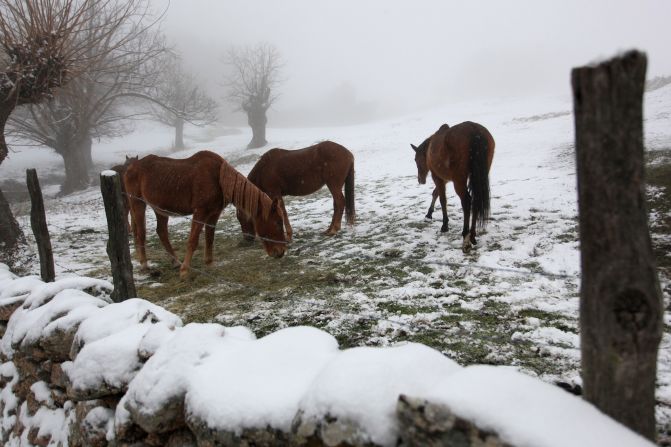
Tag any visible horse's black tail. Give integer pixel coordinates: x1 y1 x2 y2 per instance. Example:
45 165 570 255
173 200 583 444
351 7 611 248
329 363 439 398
468 131 491 230
344 162 355 225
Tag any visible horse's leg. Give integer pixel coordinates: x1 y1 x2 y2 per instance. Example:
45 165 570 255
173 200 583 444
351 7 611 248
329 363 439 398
432 174 448 233
278 197 293 242
454 180 473 253
156 213 180 268
130 200 148 271
204 210 221 266
426 187 439 220
470 206 478 246
180 211 206 280
326 183 345 235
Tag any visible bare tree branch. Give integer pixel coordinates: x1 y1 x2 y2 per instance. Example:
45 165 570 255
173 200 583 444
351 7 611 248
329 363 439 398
5 0 167 194
0 0 162 165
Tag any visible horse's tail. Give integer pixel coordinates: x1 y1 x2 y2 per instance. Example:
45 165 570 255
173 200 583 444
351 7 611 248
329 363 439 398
344 161 355 225
468 131 491 230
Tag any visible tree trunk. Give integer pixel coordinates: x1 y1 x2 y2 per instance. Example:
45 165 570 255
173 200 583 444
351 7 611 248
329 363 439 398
83 135 93 171
246 106 268 149
0 100 29 273
0 187 29 273
57 137 91 195
572 50 663 441
174 117 185 150
0 101 12 166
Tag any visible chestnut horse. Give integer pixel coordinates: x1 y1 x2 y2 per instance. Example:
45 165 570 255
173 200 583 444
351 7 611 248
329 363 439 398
124 150 286 279
237 141 355 241
411 122 495 253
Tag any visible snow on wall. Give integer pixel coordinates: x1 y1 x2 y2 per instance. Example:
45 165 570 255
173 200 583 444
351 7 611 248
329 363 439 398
0 265 655 446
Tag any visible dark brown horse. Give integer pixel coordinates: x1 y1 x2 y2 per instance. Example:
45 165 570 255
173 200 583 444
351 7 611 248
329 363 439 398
238 141 355 241
412 122 495 253
123 150 287 279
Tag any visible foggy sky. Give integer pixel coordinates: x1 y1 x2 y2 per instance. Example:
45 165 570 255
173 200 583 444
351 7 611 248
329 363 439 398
152 0 671 125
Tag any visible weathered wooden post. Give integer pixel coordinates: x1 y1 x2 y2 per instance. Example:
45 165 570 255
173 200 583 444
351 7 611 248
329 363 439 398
26 169 55 282
100 170 136 302
572 50 663 441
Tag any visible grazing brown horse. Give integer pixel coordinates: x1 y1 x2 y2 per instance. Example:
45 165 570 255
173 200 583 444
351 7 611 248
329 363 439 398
411 122 495 253
123 150 286 279
237 141 355 241
111 155 138 233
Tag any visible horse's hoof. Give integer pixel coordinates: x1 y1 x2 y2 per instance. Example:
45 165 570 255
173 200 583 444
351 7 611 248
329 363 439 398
440 226 448 233
424 215 432 221
462 236 473 253
323 229 338 236
179 269 189 280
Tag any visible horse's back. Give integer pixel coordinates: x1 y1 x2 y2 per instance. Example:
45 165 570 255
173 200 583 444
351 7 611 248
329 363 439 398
250 141 353 196
428 121 495 181
451 122 494 150
125 150 224 213
261 141 352 164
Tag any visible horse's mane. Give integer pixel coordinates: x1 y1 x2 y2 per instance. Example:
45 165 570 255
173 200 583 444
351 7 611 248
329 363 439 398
220 160 272 219
419 124 450 155
416 136 432 154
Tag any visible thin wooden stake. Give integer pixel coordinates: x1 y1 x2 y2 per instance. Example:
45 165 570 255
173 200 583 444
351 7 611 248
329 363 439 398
100 170 136 302
26 169 55 282
572 50 663 441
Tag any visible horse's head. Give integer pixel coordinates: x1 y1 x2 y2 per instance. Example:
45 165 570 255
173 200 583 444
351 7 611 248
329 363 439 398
411 142 429 184
253 197 287 258
124 155 139 167
236 208 256 242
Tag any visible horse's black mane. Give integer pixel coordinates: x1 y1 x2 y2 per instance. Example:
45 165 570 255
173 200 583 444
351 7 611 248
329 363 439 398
417 123 450 153
417 136 431 153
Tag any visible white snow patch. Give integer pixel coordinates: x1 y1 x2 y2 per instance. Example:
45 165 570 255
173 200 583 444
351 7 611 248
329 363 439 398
299 343 462 446
425 365 654 447
185 326 339 433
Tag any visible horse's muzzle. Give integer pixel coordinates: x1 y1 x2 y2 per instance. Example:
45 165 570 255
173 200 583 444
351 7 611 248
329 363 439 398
271 247 286 258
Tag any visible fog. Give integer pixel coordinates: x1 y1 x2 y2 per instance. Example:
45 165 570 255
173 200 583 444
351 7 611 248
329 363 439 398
152 0 671 126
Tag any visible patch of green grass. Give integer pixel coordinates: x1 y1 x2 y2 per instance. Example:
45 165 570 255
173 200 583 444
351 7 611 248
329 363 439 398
646 149 671 273
516 308 577 334
378 301 436 315
555 225 578 243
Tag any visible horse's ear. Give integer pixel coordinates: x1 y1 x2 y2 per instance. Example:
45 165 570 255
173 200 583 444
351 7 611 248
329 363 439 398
411 144 418 152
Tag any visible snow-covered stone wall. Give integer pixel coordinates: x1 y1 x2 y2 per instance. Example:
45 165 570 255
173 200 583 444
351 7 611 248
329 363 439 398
0 264 654 447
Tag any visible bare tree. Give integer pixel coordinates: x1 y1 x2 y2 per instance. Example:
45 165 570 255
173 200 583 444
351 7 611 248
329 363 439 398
0 0 152 269
8 0 165 194
149 54 218 150
224 43 282 149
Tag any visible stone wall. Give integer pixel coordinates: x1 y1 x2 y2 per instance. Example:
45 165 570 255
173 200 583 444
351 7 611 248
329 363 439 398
0 275 508 447
0 269 653 447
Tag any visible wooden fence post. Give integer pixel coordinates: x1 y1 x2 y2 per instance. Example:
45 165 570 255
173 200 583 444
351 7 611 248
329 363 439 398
100 170 136 302
572 50 663 441
26 169 55 282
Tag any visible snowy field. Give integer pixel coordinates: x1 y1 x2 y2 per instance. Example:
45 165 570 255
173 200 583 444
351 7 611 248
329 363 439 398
2 88 670 433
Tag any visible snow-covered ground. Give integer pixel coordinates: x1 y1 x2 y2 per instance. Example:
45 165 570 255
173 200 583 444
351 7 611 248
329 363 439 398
1 88 670 434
